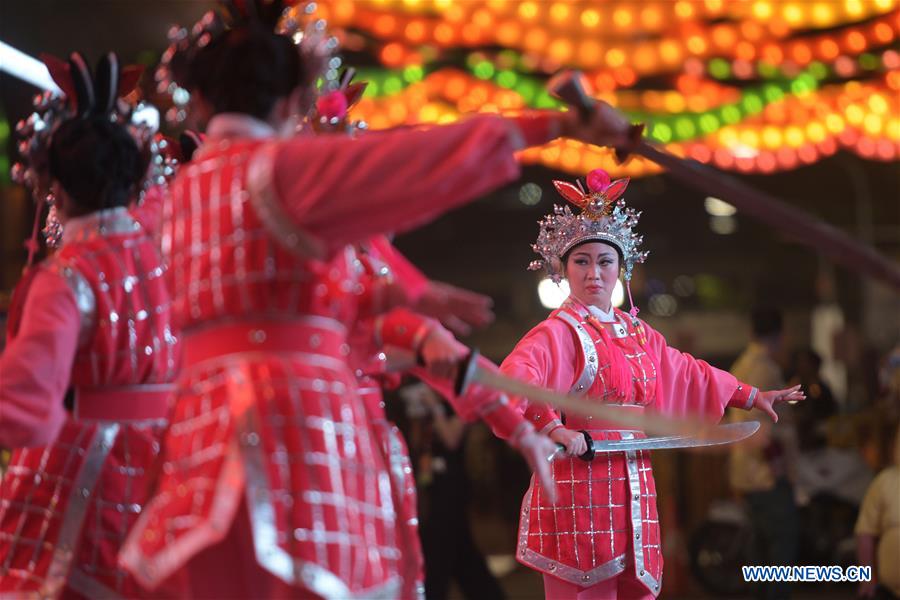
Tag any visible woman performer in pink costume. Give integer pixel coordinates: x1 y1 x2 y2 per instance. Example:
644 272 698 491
119 3 632 598
0 53 180 598
501 170 805 599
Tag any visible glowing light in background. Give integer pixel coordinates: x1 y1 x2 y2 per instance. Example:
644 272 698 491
710 215 738 234
648 293 678 317
538 278 569 309
612 279 625 308
704 196 738 216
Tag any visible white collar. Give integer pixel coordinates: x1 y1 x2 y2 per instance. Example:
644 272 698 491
586 303 616 322
61 206 137 246
205 113 277 141
568 295 616 322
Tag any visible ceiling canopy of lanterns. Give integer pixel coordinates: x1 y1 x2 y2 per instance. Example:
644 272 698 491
292 0 900 177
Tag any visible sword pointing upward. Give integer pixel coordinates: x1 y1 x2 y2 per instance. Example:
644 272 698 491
548 71 900 292
452 349 742 444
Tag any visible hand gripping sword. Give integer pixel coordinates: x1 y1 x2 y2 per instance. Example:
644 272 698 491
452 349 759 449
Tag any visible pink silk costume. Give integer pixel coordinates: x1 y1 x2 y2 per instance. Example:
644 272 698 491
121 112 553 599
501 297 757 597
0 197 179 599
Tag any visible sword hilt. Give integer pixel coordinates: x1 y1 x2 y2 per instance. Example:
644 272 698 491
453 348 481 397
553 430 595 462
548 71 596 119
578 430 595 461
548 70 644 163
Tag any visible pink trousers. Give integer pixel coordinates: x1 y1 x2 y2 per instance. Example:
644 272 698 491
542 571 656 600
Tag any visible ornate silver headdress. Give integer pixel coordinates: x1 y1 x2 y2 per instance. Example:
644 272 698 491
11 52 160 263
529 169 648 284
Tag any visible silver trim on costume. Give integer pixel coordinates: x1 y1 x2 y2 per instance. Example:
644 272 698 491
49 263 97 348
40 423 120 599
745 386 758 410
623 432 661 595
246 142 327 260
539 418 564 435
517 479 627 586
61 206 141 245
554 311 597 395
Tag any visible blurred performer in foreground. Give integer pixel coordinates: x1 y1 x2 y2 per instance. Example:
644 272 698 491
120 2 634 598
0 53 179 598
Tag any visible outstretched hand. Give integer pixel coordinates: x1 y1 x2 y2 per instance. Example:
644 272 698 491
755 384 805 422
515 430 558 504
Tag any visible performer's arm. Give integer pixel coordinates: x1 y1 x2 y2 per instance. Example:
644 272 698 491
253 112 596 255
0 270 78 448
365 236 494 335
500 321 578 432
643 321 758 421
369 308 530 441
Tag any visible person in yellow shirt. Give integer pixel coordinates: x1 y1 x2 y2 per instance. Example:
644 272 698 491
856 426 900 600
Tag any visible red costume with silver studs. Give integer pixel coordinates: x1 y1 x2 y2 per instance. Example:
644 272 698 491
121 112 552 598
0 202 178 599
502 299 756 597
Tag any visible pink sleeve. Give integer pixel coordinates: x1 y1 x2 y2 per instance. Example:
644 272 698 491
270 115 521 251
645 322 756 422
352 307 529 440
500 319 578 434
0 270 77 448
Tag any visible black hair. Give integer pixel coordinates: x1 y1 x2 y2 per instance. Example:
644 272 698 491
750 307 783 338
188 26 303 120
48 116 144 215
562 239 624 266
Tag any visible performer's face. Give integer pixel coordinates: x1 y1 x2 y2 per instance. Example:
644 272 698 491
565 242 619 310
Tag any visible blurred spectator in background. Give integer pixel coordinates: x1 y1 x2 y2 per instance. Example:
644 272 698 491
788 348 838 452
401 383 506 600
729 307 800 599
856 425 900 600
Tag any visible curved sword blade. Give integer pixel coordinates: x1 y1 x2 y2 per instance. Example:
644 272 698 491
587 421 760 454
